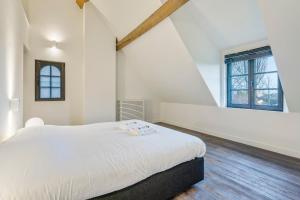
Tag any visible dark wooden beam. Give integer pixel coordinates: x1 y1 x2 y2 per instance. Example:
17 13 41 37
76 0 89 9
116 0 189 51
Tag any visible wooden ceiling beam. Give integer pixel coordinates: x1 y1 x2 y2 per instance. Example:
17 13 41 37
116 0 189 51
76 0 89 9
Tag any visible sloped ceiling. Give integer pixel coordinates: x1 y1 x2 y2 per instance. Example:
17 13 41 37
90 0 160 39
258 0 300 113
168 0 268 105
91 0 300 113
169 2 222 105
91 0 217 106
190 0 267 49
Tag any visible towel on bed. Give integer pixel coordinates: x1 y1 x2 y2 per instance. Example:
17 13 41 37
119 121 157 136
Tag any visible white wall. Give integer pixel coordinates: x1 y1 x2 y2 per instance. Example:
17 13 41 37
23 0 84 125
21 0 29 17
0 0 29 141
90 0 272 122
158 1 300 159
91 0 217 124
83 3 116 123
90 0 163 122
159 40 300 159
170 2 221 105
168 0 269 106
161 103 300 159
117 51 162 122
258 0 300 113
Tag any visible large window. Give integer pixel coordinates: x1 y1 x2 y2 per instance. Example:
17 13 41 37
226 46 284 111
35 60 65 101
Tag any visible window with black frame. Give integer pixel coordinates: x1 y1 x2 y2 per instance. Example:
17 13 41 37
35 60 65 101
225 46 284 111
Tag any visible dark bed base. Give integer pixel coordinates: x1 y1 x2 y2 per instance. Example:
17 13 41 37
90 157 204 200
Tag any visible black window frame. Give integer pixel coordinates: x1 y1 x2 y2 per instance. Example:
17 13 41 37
226 46 284 112
35 60 65 101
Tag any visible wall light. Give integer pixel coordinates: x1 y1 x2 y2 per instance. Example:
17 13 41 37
51 40 58 50
9 98 20 113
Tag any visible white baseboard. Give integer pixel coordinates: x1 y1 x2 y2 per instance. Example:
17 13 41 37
161 119 300 159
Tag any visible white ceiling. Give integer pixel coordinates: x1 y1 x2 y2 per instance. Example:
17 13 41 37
189 0 267 49
92 0 267 50
258 0 300 112
90 0 161 39
91 0 217 105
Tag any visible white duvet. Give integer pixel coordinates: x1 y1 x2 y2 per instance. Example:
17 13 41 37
0 121 206 200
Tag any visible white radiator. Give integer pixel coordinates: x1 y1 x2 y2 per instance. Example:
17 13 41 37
117 100 145 121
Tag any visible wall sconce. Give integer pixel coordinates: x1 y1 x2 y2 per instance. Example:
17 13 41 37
9 98 20 112
51 40 58 50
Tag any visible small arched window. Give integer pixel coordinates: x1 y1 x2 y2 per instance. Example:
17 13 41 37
35 60 65 101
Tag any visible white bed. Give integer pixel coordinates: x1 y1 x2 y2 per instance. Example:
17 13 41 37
0 120 206 200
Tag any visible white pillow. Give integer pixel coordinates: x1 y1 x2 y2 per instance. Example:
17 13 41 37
25 118 45 128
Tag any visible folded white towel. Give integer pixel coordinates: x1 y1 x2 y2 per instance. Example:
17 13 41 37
119 121 157 136
128 125 157 136
119 121 139 130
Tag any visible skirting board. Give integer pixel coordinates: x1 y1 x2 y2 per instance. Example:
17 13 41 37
161 119 300 159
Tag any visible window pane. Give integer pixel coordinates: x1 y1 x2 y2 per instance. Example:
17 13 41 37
255 89 279 106
254 72 278 89
51 77 61 87
231 61 248 75
254 56 277 73
40 66 51 76
231 90 248 105
51 66 61 76
51 88 61 98
231 76 248 90
40 76 50 87
40 88 50 99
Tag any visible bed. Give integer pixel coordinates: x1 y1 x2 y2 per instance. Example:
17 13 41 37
0 120 206 200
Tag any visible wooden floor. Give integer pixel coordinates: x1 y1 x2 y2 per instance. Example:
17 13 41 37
157 123 300 200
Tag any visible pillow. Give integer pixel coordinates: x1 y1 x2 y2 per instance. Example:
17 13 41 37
25 118 45 128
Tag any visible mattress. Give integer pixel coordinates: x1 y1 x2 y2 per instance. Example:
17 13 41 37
0 120 206 200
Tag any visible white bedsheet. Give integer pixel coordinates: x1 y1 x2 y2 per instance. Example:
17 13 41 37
0 120 206 200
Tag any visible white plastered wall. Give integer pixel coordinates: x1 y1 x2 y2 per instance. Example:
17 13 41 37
161 103 300 159
83 3 116 123
91 0 217 122
159 0 300 159
0 0 29 141
169 2 221 105
258 0 300 113
23 0 84 125
23 0 117 126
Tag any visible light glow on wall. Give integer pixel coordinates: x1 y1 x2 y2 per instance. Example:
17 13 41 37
3 110 15 141
46 30 64 44
48 40 62 55
2 25 19 142
4 98 20 141
51 40 58 50
41 30 65 56
9 98 20 113
6 40 16 101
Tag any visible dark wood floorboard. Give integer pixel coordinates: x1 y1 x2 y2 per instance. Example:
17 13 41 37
156 123 300 200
